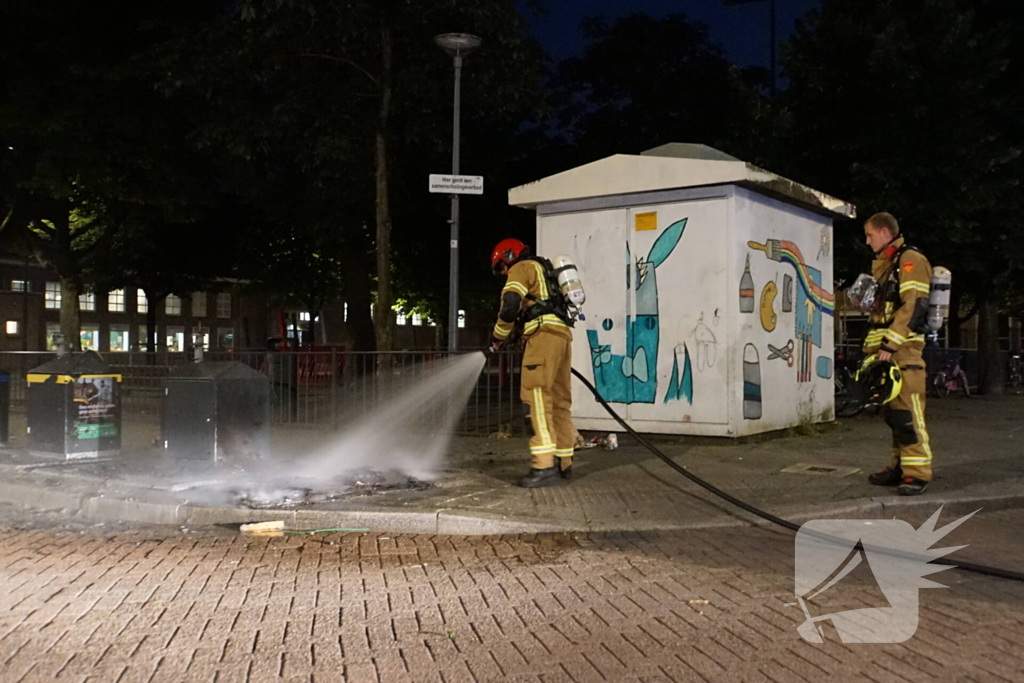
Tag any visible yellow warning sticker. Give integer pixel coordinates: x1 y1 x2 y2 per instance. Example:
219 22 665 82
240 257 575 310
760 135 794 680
634 211 657 231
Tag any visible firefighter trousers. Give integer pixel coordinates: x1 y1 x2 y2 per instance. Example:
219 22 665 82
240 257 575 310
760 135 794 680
520 329 574 470
883 365 933 481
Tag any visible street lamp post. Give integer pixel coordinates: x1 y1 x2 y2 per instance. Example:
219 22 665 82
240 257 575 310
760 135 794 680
724 0 777 97
435 32 482 352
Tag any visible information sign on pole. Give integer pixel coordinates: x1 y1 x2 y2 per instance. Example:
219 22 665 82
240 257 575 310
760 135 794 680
429 174 484 195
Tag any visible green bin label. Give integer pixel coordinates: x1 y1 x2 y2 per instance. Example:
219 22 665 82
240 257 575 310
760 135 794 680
75 423 119 440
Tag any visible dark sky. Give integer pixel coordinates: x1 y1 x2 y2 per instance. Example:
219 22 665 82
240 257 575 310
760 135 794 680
522 0 821 68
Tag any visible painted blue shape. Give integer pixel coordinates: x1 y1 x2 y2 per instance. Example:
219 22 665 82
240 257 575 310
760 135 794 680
816 356 833 379
587 219 688 404
681 347 694 404
663 343 694 405
795 265 824 348
621 345 649 384
648 219 687 267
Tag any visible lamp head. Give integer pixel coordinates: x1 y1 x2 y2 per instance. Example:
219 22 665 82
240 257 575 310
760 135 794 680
434 33 482 57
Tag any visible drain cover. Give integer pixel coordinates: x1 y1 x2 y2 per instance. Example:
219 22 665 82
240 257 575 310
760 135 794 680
780 463 860 478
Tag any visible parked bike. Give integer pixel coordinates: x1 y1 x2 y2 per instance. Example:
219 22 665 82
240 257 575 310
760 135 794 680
834 350 867 417
932 355 970 398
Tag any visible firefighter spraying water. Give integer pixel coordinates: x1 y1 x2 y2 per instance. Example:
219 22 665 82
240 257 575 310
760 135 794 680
488 238 587 488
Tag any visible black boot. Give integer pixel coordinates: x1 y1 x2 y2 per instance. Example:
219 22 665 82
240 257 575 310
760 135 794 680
558 464 572 480
868 467 903 486
897 477 929 496
519 467 561 488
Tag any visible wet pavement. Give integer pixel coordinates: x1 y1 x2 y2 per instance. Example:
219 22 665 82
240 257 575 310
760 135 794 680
0 393 1021 534
0 502 1021 682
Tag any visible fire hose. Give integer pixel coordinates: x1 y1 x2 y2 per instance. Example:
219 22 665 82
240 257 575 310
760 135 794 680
567 366 1024 583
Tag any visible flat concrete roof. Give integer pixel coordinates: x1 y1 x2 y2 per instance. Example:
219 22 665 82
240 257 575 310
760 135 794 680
508 144 856 219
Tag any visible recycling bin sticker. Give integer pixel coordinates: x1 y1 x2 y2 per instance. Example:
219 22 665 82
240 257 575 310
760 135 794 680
72 375 119 440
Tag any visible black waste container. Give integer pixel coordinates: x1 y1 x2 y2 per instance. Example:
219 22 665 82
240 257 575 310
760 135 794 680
26 351 121 459
162 361 270 461
0 369 9 446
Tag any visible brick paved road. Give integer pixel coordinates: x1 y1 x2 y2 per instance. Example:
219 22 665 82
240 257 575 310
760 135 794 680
0 505 1022 683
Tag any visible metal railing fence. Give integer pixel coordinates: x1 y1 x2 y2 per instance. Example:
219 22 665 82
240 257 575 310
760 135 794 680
0 349 525 435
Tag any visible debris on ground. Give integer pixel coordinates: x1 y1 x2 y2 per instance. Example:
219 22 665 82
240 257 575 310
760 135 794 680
240 520 285 535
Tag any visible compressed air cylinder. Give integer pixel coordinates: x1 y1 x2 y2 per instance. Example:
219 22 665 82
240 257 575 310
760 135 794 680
927 267 952 333
553 255 586 308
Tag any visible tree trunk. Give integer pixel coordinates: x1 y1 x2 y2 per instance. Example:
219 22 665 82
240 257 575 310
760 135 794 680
344 248 376 353
146 302 158 354
59 278 80 351
977 288 1004 395
373 23 395 357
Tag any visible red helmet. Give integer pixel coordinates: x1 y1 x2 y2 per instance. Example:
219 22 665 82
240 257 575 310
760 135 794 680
490 238 530 274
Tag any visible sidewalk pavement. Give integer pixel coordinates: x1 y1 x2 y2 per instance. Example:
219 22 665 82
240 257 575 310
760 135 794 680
0 391 1021 534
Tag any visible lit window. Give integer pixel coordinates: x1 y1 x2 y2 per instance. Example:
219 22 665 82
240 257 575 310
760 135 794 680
192 292 207 317
167 326 184 352
108 289 125 312
343 303 348 322
137 289 148 313
217 327 234 349
458 309 466 329
299 311 311 322
429 319 437 327
412 313 423 327
79 291 95 311
80 325 100 350
396 311 407 326
216 293 231 318
11 280 27 292
45 282 61 309
5 320 19 335
109 325 130 351
138 325 148 351
45 323 62 350
166 295 181 316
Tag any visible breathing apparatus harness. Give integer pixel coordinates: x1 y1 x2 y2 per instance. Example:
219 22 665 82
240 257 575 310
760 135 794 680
518 256 575 329
848 241 952 337
498 255 587 348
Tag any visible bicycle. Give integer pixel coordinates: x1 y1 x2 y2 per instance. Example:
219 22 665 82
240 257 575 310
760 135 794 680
932 355 970 398
834 350 867 417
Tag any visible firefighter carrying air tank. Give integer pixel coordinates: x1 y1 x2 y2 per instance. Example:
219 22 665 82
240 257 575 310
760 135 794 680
489 238 585 488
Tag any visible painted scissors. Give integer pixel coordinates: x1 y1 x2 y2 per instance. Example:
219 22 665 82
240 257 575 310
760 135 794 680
767 340 795 367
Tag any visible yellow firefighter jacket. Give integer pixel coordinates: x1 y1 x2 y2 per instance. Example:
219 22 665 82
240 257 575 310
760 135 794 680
862 237 932 358
492 260 572 343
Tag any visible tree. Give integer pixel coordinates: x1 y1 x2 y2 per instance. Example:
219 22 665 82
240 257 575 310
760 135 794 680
1 0 225 349
159 0 546 351
551 13 772 166
784 0 1024 393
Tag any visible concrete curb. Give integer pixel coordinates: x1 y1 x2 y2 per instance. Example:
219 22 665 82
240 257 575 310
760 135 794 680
0 478 575 534
2 474 1022 535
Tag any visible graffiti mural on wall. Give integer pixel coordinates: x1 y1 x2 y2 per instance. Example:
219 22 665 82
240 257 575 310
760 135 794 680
587 218 687 404
690 311 719 372
664 342 694 404
747 239 835 384
760 279 778 332
743 343 762 419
